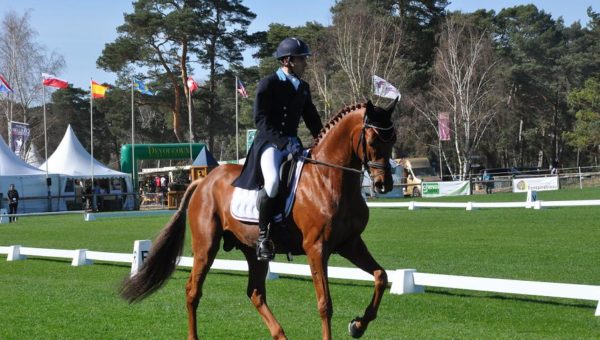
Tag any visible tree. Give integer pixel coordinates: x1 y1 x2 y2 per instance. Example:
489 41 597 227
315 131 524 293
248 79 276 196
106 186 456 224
329 0 405 105
414 14 500 179
98 0 208 142
0 10 64 141
195 0 259 151
565 77 600 165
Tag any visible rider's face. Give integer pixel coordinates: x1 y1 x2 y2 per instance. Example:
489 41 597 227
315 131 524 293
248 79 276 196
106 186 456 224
288 56 307 77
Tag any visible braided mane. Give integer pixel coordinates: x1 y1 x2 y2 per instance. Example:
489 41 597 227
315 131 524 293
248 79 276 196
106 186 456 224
313 103 365 147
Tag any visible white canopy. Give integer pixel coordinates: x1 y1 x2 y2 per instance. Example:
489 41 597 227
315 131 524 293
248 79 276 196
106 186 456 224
41 125 130 179
0 135 66 213
0 135 47 176
25 142 43 167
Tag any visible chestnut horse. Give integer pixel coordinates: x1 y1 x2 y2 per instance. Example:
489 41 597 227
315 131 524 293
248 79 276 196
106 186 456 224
120 99 397 339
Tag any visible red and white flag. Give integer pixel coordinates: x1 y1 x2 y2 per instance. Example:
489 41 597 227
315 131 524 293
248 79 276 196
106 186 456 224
42 73 69 89
187 76 199 93
438 112 450 141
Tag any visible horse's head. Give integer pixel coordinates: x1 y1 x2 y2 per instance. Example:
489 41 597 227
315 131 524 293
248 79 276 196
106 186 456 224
361 98 398 194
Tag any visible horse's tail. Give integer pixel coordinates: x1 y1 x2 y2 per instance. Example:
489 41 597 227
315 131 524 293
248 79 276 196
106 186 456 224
119 180 201 303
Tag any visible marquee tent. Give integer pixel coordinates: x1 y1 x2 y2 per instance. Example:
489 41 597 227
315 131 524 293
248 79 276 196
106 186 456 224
40 125 134 210
0 135 64 213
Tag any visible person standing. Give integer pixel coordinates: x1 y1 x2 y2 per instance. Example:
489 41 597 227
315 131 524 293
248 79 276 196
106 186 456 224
232 37 323 261
7 184 19 223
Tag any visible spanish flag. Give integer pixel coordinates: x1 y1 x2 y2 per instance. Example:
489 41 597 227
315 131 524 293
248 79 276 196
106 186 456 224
91 80 108 99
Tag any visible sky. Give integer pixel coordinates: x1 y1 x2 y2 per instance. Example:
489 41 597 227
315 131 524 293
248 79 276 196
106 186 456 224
1 0 595 90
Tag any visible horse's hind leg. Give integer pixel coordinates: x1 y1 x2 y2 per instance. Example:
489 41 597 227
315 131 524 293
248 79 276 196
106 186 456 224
241 246 287 340
186 222 222 340
337 237 387 338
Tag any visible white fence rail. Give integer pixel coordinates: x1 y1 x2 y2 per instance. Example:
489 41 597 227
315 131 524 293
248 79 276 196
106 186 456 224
1 242 598 316
2 196 600 224
366 199 600 210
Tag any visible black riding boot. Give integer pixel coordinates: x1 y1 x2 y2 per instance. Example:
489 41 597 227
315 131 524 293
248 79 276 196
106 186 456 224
256 189 276 261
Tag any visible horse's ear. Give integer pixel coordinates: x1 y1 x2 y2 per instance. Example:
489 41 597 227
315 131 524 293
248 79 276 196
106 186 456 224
366 100 375 118
385 96 399 114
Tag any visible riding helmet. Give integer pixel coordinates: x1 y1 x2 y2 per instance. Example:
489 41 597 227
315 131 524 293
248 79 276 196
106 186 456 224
273 37 311 59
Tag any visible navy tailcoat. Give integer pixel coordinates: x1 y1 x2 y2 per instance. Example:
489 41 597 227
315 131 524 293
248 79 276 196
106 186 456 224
232 72 323 190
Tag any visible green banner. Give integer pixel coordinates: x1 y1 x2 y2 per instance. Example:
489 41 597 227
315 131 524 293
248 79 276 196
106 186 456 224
422 181 470 197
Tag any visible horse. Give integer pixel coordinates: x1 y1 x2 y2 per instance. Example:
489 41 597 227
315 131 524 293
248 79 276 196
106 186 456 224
120 99 398 340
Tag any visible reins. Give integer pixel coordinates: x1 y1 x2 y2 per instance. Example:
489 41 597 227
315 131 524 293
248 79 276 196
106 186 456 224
300 113 395 177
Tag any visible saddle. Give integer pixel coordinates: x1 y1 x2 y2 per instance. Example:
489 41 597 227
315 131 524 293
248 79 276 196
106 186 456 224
230 151 307 223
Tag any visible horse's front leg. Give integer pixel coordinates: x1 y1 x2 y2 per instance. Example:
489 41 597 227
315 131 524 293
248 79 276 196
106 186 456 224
305 241 333 340
337 237 387 338
240 246 287 340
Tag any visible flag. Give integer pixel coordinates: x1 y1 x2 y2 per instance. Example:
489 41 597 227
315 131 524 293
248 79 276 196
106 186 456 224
134 79 154 96
373 75 401 99
187 76 199 93
237 79 248 98
439 112 450 141
91 80 108 98
0 74 13 93
42 73 69 89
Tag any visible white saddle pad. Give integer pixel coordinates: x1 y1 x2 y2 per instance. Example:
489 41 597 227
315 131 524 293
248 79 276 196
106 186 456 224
231 151 307 223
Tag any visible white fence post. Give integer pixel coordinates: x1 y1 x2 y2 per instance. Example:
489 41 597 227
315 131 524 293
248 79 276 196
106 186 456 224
7 245 25 261
131 240 152 275
0 209 8 224
266 264 279 280
72 249 92 266
596 301 600 316
390 269 424 295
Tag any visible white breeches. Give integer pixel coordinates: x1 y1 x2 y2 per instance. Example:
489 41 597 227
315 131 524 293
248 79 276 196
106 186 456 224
260 145 289 198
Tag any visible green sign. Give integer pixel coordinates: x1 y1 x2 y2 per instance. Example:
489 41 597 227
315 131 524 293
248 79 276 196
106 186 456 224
423 183 440 195
246 129 257 152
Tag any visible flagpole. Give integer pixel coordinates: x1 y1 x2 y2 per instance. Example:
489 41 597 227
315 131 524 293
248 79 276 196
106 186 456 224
42 84 51 211
90 79 96 211
188 84 193 162
235 76 239 164
131 79 136 198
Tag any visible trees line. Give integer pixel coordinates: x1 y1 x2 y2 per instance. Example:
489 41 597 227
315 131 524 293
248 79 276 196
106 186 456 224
1 1 599 178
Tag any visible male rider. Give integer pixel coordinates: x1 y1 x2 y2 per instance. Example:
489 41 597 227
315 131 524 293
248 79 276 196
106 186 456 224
232 37 323 261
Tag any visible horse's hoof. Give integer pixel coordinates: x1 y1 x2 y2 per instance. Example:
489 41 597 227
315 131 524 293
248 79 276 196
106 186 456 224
348 317 365 338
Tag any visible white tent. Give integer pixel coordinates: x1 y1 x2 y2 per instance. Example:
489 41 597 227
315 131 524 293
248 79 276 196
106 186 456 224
40 125 134 210
25 143 43 167
0 135 64 213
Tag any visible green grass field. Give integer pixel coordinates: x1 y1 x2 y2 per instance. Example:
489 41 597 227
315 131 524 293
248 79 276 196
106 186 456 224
1 188 600 339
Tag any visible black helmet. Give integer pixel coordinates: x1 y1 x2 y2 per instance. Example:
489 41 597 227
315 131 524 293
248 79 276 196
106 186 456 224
273 37 311 59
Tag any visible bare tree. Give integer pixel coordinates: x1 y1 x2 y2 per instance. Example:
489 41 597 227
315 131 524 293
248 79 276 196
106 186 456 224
326 0 404 106
0 10 65 125
414 15 499 179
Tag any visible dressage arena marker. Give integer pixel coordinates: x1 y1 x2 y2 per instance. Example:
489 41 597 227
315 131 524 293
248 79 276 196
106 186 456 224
2 241 599 316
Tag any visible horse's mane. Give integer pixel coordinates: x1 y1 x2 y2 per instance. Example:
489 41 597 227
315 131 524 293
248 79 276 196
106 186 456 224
313 102 365 147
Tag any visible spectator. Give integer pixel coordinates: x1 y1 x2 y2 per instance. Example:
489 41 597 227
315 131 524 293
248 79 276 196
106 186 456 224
482 170 494 194
7 184 19 222
551 160 559 175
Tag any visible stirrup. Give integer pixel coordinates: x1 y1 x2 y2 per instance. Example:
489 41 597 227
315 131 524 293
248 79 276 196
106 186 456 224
256 239 275 262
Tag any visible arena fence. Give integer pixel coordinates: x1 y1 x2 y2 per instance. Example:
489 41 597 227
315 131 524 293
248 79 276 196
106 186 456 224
1 240 599 316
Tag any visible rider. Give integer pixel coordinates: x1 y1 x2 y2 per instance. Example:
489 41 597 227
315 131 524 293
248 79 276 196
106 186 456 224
232 37 323 261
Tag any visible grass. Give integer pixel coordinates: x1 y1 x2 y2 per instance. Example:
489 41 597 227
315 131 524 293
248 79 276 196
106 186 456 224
1 187 600 339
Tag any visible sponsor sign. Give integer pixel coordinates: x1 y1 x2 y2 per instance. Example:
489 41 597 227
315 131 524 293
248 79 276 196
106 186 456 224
512 176 559 193
422 181 470 198
10 121 30 159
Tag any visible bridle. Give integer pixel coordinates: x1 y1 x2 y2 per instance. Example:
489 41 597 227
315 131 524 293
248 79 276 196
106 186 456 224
301 114 396 180
358 114 396 179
